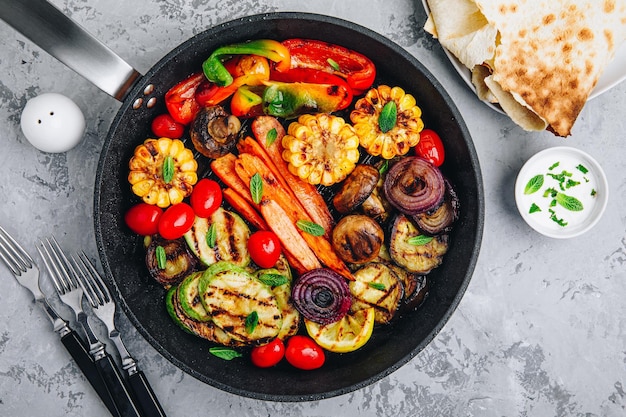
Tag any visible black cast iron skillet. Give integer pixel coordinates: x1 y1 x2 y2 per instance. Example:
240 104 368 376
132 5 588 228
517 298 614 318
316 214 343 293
1 0 484 401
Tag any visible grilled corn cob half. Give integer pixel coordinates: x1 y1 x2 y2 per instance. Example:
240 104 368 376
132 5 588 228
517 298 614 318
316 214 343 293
350 85 424 159
128 137 198 208
281 113 360 186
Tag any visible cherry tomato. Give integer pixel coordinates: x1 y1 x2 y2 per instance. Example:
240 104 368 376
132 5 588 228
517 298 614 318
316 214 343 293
190 179 223 218
151 114 185 139
158 203 195 240
285 335 325 370
415 128 445 167
124 203 163 236
251 338 285 368
247 231 281 268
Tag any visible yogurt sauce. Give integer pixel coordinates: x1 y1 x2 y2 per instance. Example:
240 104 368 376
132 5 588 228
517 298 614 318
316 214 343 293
515 147 608 238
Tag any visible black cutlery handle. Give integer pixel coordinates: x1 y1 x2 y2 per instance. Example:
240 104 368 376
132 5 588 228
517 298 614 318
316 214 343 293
128 370 167 417
95 353 143 417
60 331 120 417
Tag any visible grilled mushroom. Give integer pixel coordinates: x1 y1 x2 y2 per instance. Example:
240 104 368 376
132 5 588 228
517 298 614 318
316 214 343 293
333 164 380 214
190 105 241 159
331 214 384 264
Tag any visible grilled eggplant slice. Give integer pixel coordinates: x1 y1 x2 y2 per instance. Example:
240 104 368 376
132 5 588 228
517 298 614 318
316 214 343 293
349 262 403 324
389 214 449 273
332 214 384 264
198 263 282 344
145 236 197 288
403 274 429 311
184 207 251 267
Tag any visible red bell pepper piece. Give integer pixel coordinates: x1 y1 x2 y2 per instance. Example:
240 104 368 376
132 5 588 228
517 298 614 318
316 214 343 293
282 39 376 95
164 72 205 125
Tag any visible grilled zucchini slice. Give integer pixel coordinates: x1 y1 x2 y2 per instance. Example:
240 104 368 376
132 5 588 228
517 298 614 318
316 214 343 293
198 266 282 344
255 264 299 340
389 214 449 274
178 271 211 322
184 207 251 267
165 283 246 346
165 285 193 334
349 262 403 324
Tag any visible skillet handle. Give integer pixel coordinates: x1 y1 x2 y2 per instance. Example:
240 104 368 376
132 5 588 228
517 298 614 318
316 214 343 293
0 0 141 101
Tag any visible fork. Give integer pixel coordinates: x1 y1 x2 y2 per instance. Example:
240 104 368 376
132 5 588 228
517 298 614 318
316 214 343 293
38 237 142 417
0 226 118 416
73 250 167 417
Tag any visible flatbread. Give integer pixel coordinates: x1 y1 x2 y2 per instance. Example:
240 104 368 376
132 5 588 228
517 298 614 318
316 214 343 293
425 0 626 136
425 0 498 69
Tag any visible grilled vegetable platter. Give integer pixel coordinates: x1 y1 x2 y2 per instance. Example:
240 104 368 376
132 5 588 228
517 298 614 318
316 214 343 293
94 13 483 401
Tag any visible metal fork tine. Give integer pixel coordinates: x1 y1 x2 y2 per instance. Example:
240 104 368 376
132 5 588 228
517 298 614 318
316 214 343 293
0 225 34 275
72 253 100 307
38 238 72 293
48 236 81 290
76 251 110 305
36 243 64 295
85 252 111 303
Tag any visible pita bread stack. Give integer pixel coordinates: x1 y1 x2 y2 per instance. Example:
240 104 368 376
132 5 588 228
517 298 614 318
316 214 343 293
424 0 626 136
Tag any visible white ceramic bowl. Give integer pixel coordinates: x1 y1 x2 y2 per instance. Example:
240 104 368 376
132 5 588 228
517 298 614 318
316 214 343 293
515 146 608 239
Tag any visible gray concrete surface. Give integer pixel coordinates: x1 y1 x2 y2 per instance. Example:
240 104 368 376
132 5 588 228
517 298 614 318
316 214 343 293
0 0 625 416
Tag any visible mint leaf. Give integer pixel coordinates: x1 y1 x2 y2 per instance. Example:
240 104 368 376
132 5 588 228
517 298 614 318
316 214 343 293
555 193 583 211
206 223 217 248
245 311 258 334
368 282 386 291
209 347 242 361
155 246 167 269
250 173 263 204
327 58 340 71
162 155 174 184
378 101 397 133
524 174 544 195
296 220 325 236
265 128 278 147
529 203 541 214
407 235 433 246
257 273 288 287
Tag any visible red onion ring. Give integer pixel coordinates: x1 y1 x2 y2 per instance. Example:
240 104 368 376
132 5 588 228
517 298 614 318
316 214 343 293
413 178 460 235
291 268 352 325
383 156 445 215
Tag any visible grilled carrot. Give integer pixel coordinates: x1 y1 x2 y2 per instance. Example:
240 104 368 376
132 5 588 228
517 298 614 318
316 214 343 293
222 187 268 231
210 153 255 205
259 199 321 272
251 116 334 237
235 152 354 280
